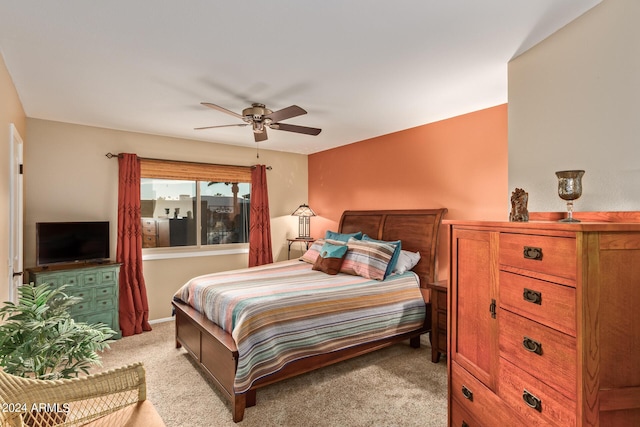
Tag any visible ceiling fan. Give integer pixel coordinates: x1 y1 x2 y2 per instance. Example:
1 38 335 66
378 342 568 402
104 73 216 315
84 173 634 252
195 102 322 142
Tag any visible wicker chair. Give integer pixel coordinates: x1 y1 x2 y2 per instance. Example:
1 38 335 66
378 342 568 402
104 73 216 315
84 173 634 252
0 362 165 427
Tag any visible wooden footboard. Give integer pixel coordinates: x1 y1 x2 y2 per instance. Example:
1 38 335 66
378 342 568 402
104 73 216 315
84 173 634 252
173 300 254 422
173 299 430 422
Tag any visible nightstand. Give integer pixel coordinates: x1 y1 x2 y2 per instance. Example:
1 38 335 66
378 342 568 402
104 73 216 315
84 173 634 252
426 280 447 363
287 238 315 259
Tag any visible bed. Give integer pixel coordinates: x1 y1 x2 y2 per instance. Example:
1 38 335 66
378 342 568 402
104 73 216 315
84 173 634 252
171 208 446 422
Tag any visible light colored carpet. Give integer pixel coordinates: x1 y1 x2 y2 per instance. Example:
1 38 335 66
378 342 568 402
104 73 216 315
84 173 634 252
97 321 447 427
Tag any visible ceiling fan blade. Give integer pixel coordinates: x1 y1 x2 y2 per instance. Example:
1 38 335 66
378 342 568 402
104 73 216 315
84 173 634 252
201 102 244 119
271 122 322 136
254 129 268 142
194 123 249 130
264 105 307 123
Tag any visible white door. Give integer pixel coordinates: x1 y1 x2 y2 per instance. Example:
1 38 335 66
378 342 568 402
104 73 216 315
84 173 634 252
9 124 24 302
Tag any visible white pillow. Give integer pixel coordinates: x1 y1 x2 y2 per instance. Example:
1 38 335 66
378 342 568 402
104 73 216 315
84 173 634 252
393 250 421 274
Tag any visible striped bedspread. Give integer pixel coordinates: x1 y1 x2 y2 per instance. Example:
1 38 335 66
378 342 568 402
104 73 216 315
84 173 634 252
173 260 426 393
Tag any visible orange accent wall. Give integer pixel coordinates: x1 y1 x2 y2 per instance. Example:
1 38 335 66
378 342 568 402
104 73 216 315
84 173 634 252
308 104 508 280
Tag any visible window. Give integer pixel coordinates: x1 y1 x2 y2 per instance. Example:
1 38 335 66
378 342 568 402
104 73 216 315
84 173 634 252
139 159 251 249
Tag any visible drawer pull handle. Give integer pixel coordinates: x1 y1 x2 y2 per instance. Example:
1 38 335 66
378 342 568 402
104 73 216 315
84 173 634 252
522 336 543 355
461 385 473 401
523 288 542 305
523 246 543 261
523 389 542 412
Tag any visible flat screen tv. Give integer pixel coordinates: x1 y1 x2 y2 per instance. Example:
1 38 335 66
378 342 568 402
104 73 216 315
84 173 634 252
36 221 110 266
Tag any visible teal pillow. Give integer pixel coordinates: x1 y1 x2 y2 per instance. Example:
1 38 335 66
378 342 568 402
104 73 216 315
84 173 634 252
362 235 402 278
325 230 363 242
319 241 348 258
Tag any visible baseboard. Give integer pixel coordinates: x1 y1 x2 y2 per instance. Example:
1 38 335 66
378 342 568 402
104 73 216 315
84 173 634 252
149 317 173 325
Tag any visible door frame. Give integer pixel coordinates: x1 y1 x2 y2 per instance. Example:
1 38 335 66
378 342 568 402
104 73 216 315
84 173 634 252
9 123 24 302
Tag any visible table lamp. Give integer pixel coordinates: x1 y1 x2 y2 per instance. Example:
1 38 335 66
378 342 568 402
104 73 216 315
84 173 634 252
291 204 316 239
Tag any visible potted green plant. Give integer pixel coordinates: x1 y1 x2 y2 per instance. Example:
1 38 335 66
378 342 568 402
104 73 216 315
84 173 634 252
0 283 115 380
0 283 116 426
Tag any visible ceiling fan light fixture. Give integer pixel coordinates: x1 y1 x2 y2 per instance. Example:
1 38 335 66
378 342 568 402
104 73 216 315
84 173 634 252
197 101 322 142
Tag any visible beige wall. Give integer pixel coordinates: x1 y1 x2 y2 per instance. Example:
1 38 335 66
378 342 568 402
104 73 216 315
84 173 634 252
0 53 26 303
24 119 308 319
508 0 640 212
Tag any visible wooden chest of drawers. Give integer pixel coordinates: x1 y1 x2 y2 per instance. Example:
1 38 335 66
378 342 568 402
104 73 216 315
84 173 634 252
141 217 170 248
446 213 640 426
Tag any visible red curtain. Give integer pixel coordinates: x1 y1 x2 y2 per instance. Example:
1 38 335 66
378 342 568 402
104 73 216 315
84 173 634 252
249 165 273 267
117 153 152 336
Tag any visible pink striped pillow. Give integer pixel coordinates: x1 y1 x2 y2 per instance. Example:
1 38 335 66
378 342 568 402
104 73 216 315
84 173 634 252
300 239 325 264
300 239 345 264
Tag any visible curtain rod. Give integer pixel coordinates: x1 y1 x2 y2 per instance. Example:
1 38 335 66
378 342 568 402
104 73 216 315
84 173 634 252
105 153 271 170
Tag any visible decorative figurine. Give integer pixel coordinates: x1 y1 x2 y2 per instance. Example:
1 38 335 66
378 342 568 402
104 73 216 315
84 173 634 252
509 188 529 222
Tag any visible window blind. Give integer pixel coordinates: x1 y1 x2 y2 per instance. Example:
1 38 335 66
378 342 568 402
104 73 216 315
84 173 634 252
139 158 252 182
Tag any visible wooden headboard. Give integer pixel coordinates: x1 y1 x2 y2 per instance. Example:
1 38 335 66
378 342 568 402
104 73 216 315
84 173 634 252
338 209 447 287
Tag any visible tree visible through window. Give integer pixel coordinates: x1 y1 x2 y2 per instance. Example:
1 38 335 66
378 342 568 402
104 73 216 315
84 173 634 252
139 159 251 248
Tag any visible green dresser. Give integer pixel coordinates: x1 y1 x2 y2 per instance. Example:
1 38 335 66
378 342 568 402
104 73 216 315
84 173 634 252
27 262 121 339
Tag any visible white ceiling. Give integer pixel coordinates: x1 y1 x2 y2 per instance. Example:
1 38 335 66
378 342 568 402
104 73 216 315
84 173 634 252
0 1 600 155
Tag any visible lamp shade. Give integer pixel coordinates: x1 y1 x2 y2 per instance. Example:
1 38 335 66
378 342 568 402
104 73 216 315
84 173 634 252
291 204 316 217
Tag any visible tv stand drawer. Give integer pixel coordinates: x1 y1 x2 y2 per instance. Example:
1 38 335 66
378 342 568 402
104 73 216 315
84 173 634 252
27 262 122 339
